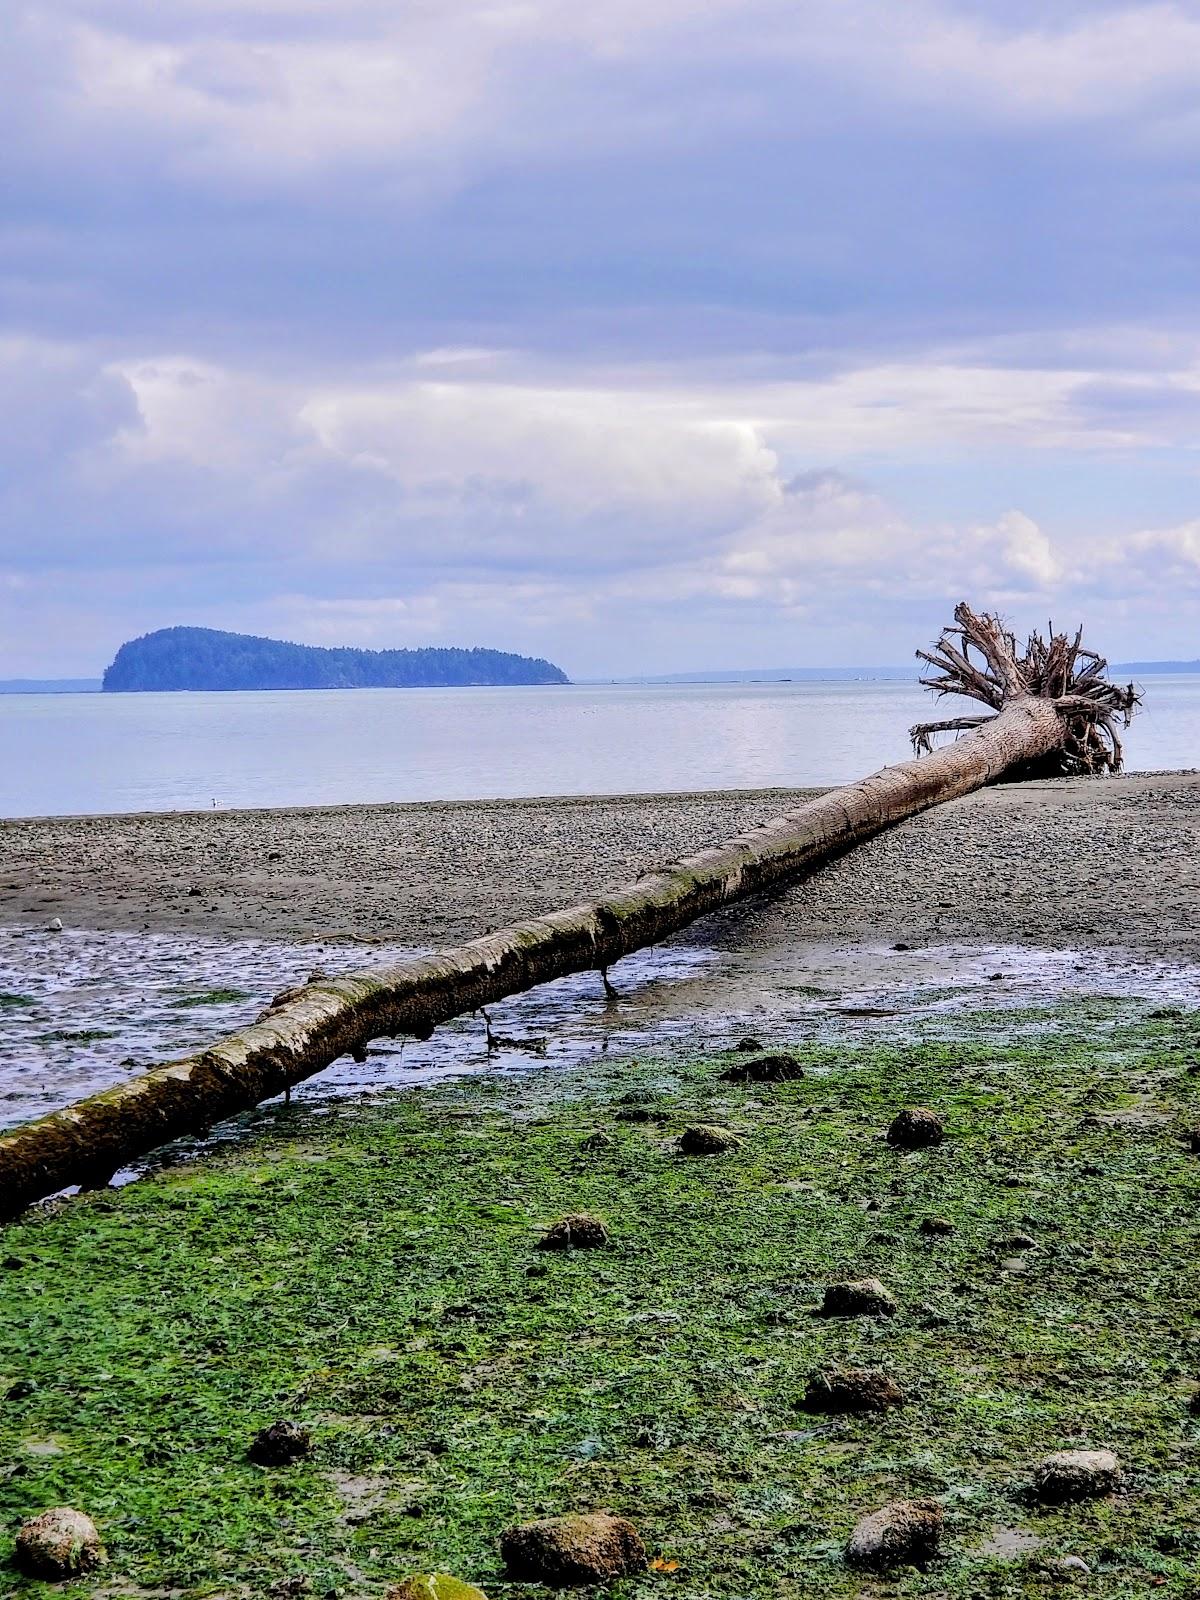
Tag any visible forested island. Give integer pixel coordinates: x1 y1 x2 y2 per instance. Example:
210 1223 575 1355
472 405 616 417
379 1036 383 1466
101 627 569 692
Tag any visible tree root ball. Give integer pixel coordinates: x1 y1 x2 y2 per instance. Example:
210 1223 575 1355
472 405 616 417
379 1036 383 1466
820 1277 898 1317
678 1124 741 1155
537 1214 609 1251
845 1498 943 1569
1032 1449 1122 1504
500 1513 647 1586
803 1367 905 1414
886 1107 944 1149
249 1420 313 1466
387 1576 488 1600
15 1508 105 1579
723 1052 805 1083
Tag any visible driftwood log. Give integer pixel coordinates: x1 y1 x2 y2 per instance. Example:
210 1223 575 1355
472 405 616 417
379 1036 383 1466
0 606 1139 1219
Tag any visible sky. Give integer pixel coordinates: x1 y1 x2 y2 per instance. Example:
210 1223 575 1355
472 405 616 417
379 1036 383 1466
4 0 1200 678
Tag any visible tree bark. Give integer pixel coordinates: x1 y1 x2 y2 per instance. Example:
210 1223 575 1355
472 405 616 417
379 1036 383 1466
0 608 1139 1219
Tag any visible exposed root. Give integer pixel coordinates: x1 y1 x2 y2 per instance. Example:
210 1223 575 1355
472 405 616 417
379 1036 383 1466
911 603 1140 774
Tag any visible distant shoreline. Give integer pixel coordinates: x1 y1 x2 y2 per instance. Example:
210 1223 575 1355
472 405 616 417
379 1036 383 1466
5 658 1200 693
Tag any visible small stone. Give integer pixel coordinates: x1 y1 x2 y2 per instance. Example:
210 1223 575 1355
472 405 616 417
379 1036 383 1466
387 1577 488 1600
249 1420 312 1466
1035 1554 1092 1579
1006 1232 1037 1250
723 1052 804 1083
845 1498 943 1569
1033 1449 1122 1504
820 1277 897 1317
538 1214 609 1251
46 917 63 933
1185 1125 1200 1154
678 1124 740 1155
893 941 912 951
6 1377 37 1399
803 1367 905 1414
1188 1387 1200 1415
187 885 203 897
500 1512 646 1585
15 1508 105 1579
919 1216 955 1237
886 1107 944 1149
735 1036 763 1052
269 1579 314 1599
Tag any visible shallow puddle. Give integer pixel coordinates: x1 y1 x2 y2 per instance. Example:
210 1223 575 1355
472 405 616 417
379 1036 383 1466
1 921 1198 1154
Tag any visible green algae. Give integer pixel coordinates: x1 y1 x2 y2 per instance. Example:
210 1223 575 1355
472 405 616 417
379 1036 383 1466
167 989 251 1009
32 1029 117 1045
0 995 35 1011
0 1005 1198 1598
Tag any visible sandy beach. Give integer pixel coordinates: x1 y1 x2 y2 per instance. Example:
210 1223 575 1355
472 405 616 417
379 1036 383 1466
4 770 1199 959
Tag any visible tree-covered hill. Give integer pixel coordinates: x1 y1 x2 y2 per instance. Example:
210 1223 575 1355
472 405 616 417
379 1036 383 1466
102 627 569 691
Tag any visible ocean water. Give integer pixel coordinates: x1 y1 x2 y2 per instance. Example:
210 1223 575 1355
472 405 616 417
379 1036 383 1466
1 676 1197 819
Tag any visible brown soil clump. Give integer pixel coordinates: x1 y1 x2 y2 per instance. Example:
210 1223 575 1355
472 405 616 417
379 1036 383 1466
820 1277 897 1317
919 1216 955 1236
803 1367 905 1414
886 1107 945 1149
1032 1449 1122 1503
845 1498 943 1569
249 1420 312 1466
678 1124 741 1155
723 1052 804 1083
500 1512 646 1585
537 1214 609 1250
14 1508 105 1579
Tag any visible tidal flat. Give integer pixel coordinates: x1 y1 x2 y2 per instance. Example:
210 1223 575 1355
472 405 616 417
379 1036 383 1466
2 1002 1198 1598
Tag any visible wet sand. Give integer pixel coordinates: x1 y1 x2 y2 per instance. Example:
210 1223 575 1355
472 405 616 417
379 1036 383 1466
3 771 1199 959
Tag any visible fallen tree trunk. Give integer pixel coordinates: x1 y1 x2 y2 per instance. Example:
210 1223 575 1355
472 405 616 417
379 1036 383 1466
0 605 1139 1218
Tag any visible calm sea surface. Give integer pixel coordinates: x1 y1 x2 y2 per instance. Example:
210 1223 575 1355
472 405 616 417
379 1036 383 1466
2 677 1197 818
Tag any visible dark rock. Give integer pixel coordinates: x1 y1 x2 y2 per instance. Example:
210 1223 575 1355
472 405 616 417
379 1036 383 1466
14 1508 105 1578
1006 1232 1037 1250
723 1052 804 1083
1185 1125 1200 1154
1188 1388 1200 1416
1032 1449 1122 1503
249 1420 312 1466
500 1512 646 1586
845 1498 943 1569
678 1124 740 1155
735 1036 764 1052
919 1216 955 1237
803 1367 905 1414
886 1107 944 1149
820 1277 897 1317
538 1214 609 1250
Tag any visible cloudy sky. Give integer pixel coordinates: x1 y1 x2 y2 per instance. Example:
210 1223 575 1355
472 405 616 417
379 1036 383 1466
4 0 1200 677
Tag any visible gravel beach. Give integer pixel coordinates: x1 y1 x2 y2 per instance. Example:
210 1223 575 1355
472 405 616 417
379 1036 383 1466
4 771 1199 959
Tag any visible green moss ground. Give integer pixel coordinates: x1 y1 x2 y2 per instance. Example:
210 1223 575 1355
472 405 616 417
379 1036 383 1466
2 1005 1199 1597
